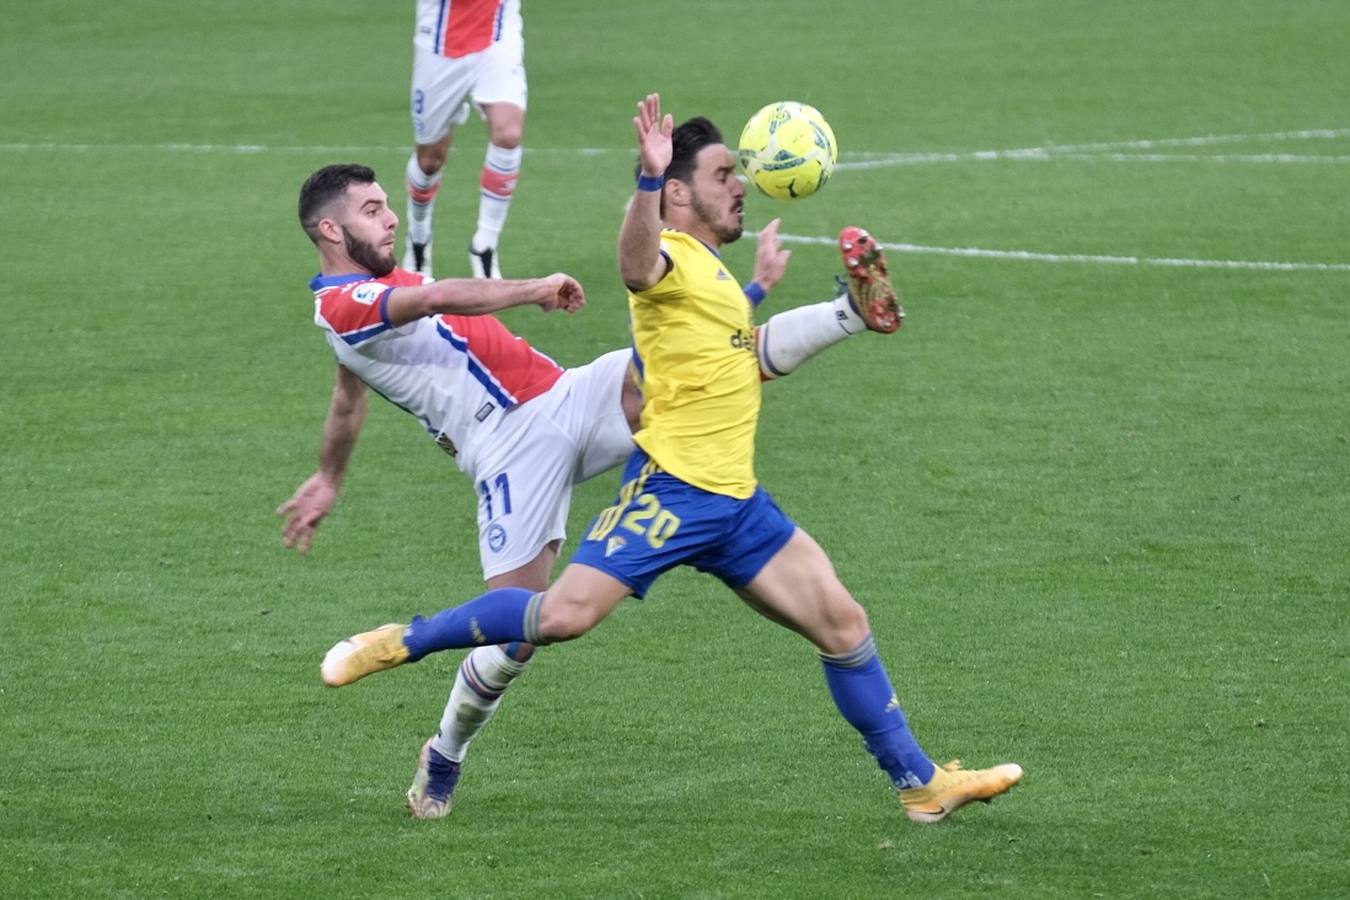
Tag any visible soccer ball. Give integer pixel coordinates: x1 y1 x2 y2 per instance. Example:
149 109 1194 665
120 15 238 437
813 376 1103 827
737 101 838 200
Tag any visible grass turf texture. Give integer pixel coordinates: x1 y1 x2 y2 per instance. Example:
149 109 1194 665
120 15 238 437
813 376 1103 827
3 1 1349 897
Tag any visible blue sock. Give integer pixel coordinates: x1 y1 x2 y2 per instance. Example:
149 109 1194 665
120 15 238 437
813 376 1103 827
403 588 538 661
821 635 936 789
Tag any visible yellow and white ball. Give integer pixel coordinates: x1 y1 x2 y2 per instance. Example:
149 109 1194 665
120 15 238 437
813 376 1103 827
737 101 838 200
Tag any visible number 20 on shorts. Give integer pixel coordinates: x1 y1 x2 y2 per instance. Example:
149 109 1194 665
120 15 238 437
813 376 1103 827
588 476 681 549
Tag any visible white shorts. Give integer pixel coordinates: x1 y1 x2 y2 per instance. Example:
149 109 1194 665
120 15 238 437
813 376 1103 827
411 31 527 146
466 349 634 580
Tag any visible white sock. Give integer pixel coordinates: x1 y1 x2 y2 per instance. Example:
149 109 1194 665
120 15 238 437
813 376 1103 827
471 143 522 251
405 154 442 247
757 294 864 379
430 644 528 763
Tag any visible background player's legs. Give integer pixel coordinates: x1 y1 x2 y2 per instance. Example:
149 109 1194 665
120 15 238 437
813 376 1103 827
404 135 453 276
469 102 525 279
406 45 475 277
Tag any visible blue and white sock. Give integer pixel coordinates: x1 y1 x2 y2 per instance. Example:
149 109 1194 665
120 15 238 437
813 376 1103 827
432 643 530 762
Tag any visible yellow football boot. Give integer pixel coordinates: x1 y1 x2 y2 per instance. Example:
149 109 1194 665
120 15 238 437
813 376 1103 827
900 759 1024 823
320 622 410 687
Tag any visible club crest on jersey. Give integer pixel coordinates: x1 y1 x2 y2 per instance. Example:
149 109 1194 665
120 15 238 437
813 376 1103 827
487 523 508 553
352 283 384 305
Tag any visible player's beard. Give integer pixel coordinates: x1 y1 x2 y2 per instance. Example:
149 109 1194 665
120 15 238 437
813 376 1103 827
692 191 743 245
343 227 397 277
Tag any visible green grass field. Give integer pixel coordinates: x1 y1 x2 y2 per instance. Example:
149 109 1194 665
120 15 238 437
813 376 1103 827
3 1 1349 897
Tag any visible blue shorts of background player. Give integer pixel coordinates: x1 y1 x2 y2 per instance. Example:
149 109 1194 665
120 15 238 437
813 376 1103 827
570 448 796 599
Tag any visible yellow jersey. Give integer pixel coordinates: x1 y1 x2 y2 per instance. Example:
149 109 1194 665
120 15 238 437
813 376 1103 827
628 229 761 499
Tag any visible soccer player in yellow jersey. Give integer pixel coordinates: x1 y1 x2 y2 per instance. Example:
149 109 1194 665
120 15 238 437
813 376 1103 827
323 94 1023 823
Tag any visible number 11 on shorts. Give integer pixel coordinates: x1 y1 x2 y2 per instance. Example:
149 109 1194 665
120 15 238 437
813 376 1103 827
478 473 512 520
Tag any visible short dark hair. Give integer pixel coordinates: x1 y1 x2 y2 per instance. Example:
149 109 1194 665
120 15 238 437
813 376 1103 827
634 117 725 214
666 117 724 184
298 163 377 243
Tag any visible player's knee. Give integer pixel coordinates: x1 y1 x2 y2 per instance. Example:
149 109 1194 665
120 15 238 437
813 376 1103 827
536 591 599 643
490 127 523 150
820 593 872 654
416 145 449 173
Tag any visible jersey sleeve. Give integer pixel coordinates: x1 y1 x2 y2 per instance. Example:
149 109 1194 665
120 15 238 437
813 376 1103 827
633 240 685 303
317 280 397 346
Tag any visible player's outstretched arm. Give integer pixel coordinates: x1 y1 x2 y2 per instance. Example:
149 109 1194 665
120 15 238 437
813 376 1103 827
618 92 673 291
277 365 368 553
384 273 584 326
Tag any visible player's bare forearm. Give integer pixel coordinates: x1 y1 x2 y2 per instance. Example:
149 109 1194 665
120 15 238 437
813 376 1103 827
276 366 365 552
319 366 368 484
385 275 582 325
618 190 666 290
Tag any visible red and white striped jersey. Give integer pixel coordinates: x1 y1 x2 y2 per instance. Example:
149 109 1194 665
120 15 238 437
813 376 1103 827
414 0 521 59
310 267 563 464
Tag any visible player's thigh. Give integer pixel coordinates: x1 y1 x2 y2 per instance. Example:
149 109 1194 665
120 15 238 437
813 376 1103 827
412 45 477 145
536 562 633 642
470 28 526 111
737 528 871 654
556 349 636 484
482 101 525 148
485 538 561 594
470 428 574 582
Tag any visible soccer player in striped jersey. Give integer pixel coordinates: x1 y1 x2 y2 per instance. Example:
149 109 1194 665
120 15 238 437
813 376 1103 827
318 95 1024 824
404 0 527 279
287 163 886 818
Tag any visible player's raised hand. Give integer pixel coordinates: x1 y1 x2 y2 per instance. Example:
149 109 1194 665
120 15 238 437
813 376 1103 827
277 473 339 554
537 273 586 313
633 93 673 179
753 217 792 292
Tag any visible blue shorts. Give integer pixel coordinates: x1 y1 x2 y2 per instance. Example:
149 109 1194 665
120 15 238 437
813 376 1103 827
571 448 797 598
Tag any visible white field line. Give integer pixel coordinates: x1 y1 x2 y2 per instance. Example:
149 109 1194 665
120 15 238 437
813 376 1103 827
769 232 1350 273
835 127 1350 170
0 141 618 155
4 127 1349 164
839 151 1350 167
8 133 1346 272
1050 152 1350 164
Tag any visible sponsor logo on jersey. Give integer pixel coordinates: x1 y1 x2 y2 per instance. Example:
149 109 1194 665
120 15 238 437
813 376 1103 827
605 535 626 557
729 329 756 352
352 283 383 305
716 268 732 280
475 402 496 422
